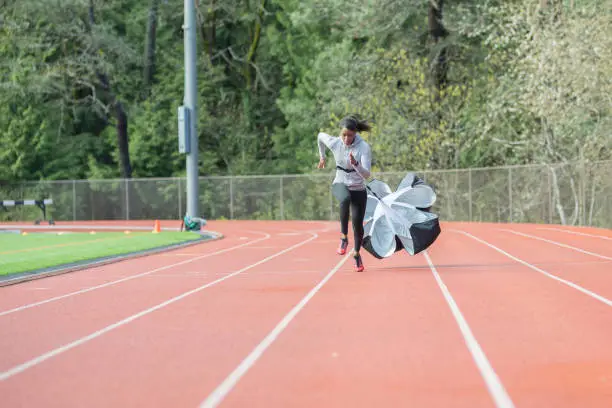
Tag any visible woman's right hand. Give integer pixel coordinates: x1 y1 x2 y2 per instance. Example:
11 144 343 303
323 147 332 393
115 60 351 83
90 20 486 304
317 158 326 169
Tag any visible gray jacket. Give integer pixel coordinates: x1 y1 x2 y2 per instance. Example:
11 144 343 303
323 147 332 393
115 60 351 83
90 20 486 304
318 132 372 191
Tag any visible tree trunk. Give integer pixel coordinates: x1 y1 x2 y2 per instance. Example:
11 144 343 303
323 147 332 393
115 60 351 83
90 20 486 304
427 0 449 168
204 0 217 60
88 0 133 178
428 0 448 96
539 0 563 23
244 0 265 90
549 166 567 225
114 104 132 179
115 102 132 178
242 0 266 129
143 0 159 95
207 0 217 60
88 0 96 25
195 0 217 61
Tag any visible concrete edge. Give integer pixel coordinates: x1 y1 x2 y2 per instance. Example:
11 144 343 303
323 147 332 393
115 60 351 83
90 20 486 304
0 230 224 287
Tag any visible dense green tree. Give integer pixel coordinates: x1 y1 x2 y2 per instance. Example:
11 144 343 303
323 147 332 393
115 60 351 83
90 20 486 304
0 0 609 183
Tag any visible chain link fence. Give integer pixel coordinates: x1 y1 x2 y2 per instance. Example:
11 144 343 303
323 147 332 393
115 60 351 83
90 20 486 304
1 161 611 228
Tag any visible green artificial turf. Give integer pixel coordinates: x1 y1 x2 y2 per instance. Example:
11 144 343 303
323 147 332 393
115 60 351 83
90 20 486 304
0 231 202 276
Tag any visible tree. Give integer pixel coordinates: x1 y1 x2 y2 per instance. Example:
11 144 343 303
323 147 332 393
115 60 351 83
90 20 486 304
143 0 160 96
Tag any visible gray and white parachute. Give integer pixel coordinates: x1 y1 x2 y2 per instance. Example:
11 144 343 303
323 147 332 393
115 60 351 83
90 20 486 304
362 173 441 258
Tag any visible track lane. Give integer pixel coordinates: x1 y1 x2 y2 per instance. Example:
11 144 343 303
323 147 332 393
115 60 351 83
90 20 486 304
501 226 612 259
536 226 612 241
1 229 347 407
432 229 612 407
207 232 502 408
0 221 334 311
0 230 268 314
465 225 612 303
0 230 315 374
3 220 610 407
0 222 334 313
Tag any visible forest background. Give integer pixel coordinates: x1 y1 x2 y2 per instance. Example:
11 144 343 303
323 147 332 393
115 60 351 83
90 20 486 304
1 0 610 183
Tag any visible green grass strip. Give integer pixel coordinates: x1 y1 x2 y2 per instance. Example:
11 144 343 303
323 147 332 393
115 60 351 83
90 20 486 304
0 231 202 276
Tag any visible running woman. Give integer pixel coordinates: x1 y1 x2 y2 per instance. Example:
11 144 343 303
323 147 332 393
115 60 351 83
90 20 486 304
317 115 372 272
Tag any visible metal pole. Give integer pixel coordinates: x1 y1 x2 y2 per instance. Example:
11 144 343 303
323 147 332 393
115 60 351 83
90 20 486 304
90 184 94 221
468 168 472 222
548 166 552 224
508 167 513 223
125 178 130 220
581 160 586 226
230 178 234 220
73 180 77 221
184 0 199 217
178 177 182 219
280 176 284 220
20 184 24 221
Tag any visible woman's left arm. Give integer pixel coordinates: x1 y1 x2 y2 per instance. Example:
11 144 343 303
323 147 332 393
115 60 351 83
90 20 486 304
353 145 371 179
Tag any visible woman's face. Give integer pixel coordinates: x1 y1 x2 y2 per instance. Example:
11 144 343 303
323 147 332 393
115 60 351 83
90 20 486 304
341 128 356 146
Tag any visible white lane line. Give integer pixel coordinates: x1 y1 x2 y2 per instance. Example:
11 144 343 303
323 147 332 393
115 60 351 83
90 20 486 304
455 230 612 308
0 224 181 231
0 233 319 381
502 229 612 261
424 251 515 408
536 227 612 241
0 232 272 317
199 254 351 408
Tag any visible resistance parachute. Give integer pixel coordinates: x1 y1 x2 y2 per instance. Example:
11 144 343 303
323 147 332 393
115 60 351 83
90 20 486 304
362 173 441 258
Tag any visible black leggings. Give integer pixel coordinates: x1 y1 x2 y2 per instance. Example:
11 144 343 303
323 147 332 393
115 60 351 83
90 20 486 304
332 183 367 252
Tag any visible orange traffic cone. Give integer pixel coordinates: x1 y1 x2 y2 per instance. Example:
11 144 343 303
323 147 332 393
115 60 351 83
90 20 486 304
152 220 161 233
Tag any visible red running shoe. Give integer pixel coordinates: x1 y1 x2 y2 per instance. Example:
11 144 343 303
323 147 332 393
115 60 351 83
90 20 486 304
337 238 348 255
353 253 364 272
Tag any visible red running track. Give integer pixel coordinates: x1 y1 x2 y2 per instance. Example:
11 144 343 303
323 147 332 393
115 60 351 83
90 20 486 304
1 220 611 407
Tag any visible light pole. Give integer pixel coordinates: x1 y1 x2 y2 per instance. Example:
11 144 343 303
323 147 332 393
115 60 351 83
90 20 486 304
178 0 199 217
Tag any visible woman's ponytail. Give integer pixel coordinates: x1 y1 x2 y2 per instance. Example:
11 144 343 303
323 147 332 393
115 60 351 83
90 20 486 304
340 115 371 132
